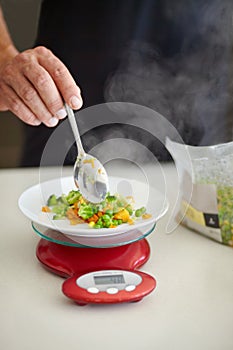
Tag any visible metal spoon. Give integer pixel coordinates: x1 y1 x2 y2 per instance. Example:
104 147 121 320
65 103 109 203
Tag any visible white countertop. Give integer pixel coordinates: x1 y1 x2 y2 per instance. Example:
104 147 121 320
1 162 233 350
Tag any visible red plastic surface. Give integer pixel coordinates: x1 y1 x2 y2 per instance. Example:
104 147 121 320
62 270 156 305
36 238 150 277
36 238 156 305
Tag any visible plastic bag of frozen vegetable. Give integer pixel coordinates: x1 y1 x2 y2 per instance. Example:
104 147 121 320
166 138 233 247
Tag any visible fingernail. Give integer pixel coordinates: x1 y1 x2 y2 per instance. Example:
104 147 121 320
56 108 67 119
33 119 41 126
47 117 59 127
70 96 82 109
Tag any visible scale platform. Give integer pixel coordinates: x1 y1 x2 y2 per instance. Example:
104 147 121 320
32 222 157 305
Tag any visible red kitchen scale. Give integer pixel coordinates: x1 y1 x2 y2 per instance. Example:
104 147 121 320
32 222 157 305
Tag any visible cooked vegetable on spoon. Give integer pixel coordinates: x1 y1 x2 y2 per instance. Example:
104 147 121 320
65 103 109 203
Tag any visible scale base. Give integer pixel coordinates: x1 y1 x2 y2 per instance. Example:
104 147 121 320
36 238 151 277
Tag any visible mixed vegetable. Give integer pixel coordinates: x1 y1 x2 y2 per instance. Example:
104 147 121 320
42 190 151 229
217 186 233 245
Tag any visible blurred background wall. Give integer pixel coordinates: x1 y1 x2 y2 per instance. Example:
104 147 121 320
0 0 41 168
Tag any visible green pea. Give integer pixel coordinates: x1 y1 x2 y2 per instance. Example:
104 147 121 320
102 214 111 221
126 205 133 215
112 219 119 226
53 214 65 220
105 209 113 216
97 218 103 225
94 224 102 229
135 207 146 217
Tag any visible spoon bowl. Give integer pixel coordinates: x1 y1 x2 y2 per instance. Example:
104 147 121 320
74 153 109 203
65 104 109 203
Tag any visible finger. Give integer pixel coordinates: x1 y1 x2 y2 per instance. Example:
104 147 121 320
6 68 58 127
36 48 83 110
0 83 41 126
22 61 67 119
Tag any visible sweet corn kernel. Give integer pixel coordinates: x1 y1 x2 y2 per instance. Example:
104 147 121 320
142 213 152 219
88 221 95 227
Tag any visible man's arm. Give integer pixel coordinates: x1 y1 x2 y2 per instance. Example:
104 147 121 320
0 6 82 126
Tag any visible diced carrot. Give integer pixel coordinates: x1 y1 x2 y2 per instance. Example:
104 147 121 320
87 214 99 223
127 218 134 225
73 208 79 216
73 202 79 209
67 208 79 219
42 206 51 213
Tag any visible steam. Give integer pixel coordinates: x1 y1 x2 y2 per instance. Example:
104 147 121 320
104 0 233 147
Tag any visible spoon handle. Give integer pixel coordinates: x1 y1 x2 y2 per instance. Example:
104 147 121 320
65 103 85 156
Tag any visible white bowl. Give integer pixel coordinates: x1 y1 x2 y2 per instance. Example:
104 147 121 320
19 176 168 239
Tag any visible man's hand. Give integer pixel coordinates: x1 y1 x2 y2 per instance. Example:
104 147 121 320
0 46 83 127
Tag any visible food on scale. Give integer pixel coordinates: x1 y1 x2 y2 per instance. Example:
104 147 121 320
42 190 151 229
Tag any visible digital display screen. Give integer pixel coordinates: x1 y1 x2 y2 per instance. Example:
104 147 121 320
94 274 125 285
